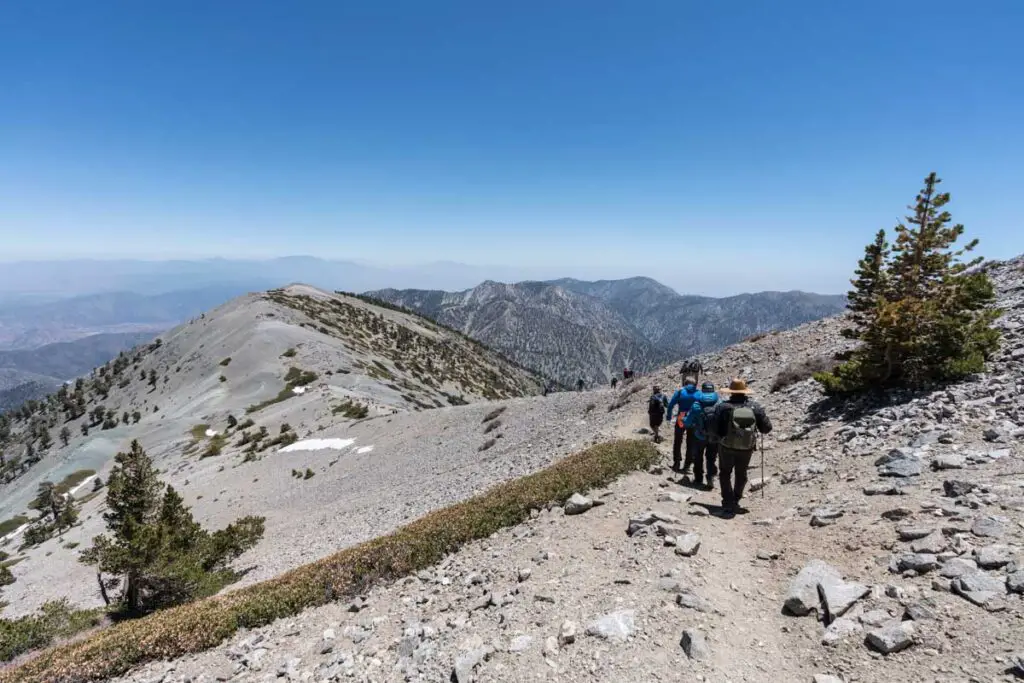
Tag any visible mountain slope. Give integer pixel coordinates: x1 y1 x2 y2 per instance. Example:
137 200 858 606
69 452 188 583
367 281 670 387
0 284 544 524
369 278 847 385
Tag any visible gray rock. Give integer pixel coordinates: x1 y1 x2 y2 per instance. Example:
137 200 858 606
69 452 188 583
896 526 933 541
1011 652 1024 677
679 629 710 661
564 493 594 515
675 591 712 613
452 638 494 683
983 427 1003 442
657 492 692 504
859 610 892 628
517 568 532 582
910 533 948 554
866 621 915 654
674 533 702 557
864 481 903 496
944 480 977 497
819 580 870 620
903 601 938 621
783 560 842 616
939 557 978 578
813 676 845 683
1007 570 1024 594
810 508 844 527
878 453 922 478
585 610 635 642
931 454 965 470
894 553 939 574
975 544 1015 569
557 620 577 646
542 636 558 659
507 635 533 653
822 616 862 646
972 515 1008 538
956 570 1006 594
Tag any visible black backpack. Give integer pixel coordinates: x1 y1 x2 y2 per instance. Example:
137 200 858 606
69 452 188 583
648 394 664 415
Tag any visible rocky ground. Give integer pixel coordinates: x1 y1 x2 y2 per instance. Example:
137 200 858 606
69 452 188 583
97 256 1024 682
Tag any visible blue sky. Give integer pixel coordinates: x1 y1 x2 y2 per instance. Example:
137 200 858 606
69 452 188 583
1 0 1022 294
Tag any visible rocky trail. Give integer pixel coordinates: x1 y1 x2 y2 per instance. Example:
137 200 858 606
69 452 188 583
111 255 1024 683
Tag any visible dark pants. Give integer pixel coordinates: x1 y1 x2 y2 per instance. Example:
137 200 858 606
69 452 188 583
719 447 754 509
693 441 719 483
677 428 697 472
672 425 685 469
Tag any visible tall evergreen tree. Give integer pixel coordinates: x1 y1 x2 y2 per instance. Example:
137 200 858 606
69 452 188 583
81 440 264 614
817 173 1000 392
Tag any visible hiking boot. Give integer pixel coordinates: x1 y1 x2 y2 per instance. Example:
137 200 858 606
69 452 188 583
704 478 714 491
734 505 750 515
720 505 736 519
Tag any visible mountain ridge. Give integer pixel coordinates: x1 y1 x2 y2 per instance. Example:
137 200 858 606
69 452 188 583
369 277 847 385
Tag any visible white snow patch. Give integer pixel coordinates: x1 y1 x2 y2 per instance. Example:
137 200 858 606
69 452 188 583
70 476 98 497
280 438 356 453
356 446 374 454
205 429 219 437
292 386 307 395
1 523 30 542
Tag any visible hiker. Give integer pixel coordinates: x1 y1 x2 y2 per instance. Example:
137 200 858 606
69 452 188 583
611 376 618 389
666 377 700 473
680 359 704 384
683 381 720 490
576 377 585 392
647 384 669 443
714 378 772 517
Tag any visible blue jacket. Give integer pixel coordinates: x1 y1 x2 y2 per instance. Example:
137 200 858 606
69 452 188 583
684 392 720 440
666 384 699 425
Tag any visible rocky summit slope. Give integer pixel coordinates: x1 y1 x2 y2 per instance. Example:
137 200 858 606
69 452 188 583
369 278 846 387
108 255 1024 683
0 285 548 613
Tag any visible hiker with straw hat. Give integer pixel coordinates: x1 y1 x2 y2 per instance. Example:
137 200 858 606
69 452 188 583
713 378 772 518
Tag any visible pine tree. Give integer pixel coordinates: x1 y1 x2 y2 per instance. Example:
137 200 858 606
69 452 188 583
817 173 1000 392
59 426 71 448
81 440 264 614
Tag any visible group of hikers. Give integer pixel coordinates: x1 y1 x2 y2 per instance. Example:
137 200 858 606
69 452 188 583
647 371 772 518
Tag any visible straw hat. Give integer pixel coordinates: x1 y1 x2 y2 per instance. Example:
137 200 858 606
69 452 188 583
720 378 753 395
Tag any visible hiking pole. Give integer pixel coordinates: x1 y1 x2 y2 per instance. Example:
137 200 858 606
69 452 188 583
759 433 765 499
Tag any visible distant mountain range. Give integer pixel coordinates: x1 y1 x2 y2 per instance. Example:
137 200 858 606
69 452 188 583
369 278 847 385
0 331 156 411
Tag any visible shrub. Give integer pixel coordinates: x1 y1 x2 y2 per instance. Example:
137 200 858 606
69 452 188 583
478 438 497 452
332 401 369 419
0 516 29 537
0 600 104 663
281 348 297 358
219 376 227 383
3 440 655 681
219 358 231 367
239 418 255 430
189 424 210 441
303 468 315 480
770 355 841 393
482 406 506 423
483 420 501 434
202 435 226 458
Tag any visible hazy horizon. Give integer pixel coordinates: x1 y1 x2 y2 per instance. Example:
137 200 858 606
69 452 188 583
3 2 1021 294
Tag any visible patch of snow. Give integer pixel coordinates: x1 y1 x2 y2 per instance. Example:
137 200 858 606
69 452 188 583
280 438 357 453
1 523 30 542
292 386 307 395
205 429 218 437
69 476 98 497
356 446 374 454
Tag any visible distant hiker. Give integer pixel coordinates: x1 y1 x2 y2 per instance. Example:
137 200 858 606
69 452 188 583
666 377 700 473
611 377 618 389
576 377 585 392
680 359 704 384
683 382 720 490
647 385 669 443
714 378 772 517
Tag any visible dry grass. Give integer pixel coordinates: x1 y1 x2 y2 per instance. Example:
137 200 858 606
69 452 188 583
0 440 657 683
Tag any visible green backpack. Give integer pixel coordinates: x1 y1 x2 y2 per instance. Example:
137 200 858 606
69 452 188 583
721 405 757 451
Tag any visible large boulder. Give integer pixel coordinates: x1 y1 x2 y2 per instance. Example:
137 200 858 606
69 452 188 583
783 560 842 617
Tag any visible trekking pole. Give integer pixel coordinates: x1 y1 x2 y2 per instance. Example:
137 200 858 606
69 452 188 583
759 433 765 498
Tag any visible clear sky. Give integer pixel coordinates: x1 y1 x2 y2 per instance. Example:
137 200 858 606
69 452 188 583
1 0 1022 294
